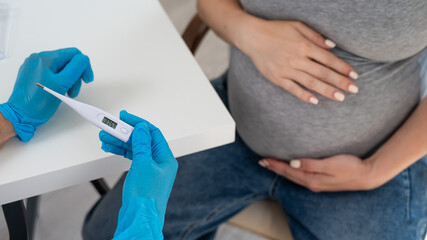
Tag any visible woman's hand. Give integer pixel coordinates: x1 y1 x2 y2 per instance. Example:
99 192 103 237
198 0 358 103
258 155 386 192
239 20 359 104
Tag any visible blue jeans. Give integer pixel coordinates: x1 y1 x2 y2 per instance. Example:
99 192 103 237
82 74 427 240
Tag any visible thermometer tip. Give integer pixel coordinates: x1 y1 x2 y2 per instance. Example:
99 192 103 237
36 83 44 89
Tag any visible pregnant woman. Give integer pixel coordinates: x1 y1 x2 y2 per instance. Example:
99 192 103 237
82 1 427 239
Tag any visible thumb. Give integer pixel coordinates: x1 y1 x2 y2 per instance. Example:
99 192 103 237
131 123 153 163
120 110 144 127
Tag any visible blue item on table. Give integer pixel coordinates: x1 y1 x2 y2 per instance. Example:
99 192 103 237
0 48 93 141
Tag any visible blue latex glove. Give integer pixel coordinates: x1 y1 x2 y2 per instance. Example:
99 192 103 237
99 110 178 239
0 48 93 142
113 197 163 240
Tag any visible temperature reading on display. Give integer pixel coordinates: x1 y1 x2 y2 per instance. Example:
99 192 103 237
102 117 117 129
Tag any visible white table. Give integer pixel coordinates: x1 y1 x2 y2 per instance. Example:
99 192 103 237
0 0 234 220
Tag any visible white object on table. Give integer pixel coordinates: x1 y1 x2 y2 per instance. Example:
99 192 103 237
37 83 134 143
0 0 235 205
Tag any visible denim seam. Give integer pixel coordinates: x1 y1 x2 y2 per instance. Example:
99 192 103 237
405 168 412 221
179 193 264 240
268 175 280 198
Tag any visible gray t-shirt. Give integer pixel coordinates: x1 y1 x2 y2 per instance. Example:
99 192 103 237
228 0 427 160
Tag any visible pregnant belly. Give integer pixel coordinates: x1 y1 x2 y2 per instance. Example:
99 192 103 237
228 48 421 160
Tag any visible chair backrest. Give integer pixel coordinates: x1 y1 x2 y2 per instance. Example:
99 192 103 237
181 14 210 55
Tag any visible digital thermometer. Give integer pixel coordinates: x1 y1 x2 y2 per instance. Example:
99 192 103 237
36 83 134 142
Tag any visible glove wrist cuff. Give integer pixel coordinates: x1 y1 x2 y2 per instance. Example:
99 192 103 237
0 103 35 142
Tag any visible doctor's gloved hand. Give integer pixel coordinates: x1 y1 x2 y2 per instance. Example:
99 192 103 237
99 111 178 239
0 48 93 142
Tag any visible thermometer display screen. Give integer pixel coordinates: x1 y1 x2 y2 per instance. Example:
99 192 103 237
102 117 117 129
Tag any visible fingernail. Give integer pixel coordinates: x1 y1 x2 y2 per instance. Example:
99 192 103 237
325 39 336 48
290 159 301 168
309 97 319 105
334 92 345 101
349 71 359 80
348 84 359 93
258 160 270 168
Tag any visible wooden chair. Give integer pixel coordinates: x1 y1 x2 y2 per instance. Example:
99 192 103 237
181 14 294 240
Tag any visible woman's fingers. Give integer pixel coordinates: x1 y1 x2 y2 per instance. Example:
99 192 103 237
278 78 319 104
309 46 358 80
294 25 358 80
260 158 328 192
260 159 308 185
291 71 346 101
299 60 359 94
293 22 336 49
277 70 347 103
281 41 359 102
289 158 332 174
